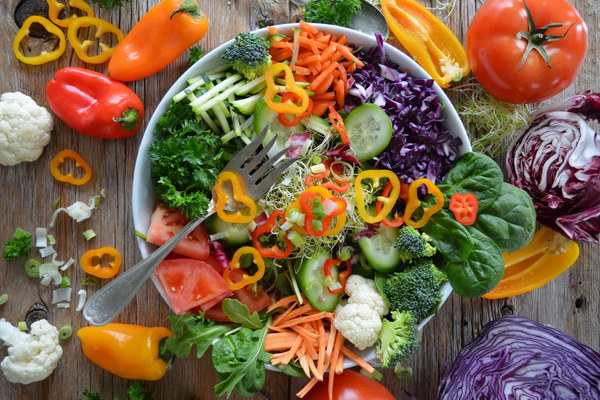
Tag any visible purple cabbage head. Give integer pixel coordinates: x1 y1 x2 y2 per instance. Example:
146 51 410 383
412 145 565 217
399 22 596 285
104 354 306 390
438 315 600 400
506 92 600 242
346 33 461 184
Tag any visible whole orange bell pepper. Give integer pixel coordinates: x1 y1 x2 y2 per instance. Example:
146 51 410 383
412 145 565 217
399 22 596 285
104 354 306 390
108 0 208 81
78 323 172 381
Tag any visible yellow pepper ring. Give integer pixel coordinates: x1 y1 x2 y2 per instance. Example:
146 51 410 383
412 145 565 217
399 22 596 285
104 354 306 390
47 0 95 28
67 16 125 64
355 169 401 224
223 246 266 290
404 178 444 229
214 171 258 224
265 63 310 114
286 186 347 237
13 16 66 65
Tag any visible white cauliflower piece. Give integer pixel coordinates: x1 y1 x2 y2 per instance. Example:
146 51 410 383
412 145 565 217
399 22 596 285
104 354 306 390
333 303 382 350
0 92 53 166
344 274 389 317
333 275 390 350
0 318 63 384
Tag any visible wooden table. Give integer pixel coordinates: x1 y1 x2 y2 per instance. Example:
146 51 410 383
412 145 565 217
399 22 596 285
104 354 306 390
1 0 598 399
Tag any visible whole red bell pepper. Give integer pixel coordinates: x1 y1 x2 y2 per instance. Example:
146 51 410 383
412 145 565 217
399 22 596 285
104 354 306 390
46 67 144 139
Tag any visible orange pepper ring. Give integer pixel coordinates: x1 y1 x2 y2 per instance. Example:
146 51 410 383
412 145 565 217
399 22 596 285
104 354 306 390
403 178 444 229
67 16 125 64
80 247 122 278
223 246 265 290
355 169 401 224
286 186 347 237
50 149 93 185
214 171 257 223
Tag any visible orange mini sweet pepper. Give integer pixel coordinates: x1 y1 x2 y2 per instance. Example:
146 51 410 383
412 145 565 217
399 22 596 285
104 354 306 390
78 323 172 381
107 0 208 81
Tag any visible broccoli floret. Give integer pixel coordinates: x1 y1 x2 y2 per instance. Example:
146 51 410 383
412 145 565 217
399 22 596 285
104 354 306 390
222 33 272 80
394 225 436 263
376 310 418 368
382 259 447 322
303 0 362 28
2 228 32 261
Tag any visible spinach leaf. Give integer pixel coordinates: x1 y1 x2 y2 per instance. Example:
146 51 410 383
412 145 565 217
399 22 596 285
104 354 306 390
421 209 473 263
212 325 272 398
446 228 504 298
437 152 504 211
471 183 537 252
222 298 264 329
274 361 306 378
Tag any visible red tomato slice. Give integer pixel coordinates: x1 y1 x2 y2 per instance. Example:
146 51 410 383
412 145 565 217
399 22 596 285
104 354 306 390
155 258 232 315
147 204 210 260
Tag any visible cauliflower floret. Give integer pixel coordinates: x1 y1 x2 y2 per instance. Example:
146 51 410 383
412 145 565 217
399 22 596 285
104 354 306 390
333 275 390 350
0 92 53 166
344 275 389 317
0 318 63 384
333 303 382 350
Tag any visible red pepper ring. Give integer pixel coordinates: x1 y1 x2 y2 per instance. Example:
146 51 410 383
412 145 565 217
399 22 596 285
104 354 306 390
323 258 352 294
375 180 405 227
50 149 93 185
449 192 479 225
278 95 314 127
299 190 347 237
252 210 294 258
328 105 349 144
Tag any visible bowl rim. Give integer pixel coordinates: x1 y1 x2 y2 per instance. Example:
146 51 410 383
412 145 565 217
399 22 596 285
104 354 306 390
132 22 470 366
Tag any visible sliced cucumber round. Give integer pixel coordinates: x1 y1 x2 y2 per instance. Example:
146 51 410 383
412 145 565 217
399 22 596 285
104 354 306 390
344 103 393 162
204 214 250 246
253 97 305 156
296 250 341 312
358 224 402 274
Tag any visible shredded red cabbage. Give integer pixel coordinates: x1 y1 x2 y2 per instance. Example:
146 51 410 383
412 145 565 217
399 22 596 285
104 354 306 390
346 33 461 184
209 240 230 270
324 143 362 165
438 315 600 400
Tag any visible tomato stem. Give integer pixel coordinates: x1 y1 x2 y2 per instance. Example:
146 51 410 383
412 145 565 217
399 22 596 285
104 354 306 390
516 0 574 70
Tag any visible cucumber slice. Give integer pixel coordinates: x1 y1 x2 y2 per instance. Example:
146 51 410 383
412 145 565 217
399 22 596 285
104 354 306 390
204 214 250 246
296 250 341 312
253 97 305 155
344 103 393 162
358 224 402 273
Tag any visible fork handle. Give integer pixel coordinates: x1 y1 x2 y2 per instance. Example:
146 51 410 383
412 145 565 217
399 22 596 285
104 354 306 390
82 202 215 326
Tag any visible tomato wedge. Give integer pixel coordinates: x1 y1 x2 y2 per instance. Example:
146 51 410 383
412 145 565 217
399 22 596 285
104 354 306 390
155 258 232 315
146 204 210 260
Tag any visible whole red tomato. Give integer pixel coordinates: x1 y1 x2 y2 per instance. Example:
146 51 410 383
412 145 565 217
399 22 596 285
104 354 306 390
304 370 395 400
466 0 587 104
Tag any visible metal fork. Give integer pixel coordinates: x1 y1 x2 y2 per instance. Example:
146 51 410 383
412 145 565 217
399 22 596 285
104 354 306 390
83 127 297 326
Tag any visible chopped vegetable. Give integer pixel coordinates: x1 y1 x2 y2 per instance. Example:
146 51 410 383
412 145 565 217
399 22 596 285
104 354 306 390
13 16 66 65
376 310 418 368
438 315 600 399
403 178 444 228
58 325 72 340
2 228 32 262
354 169 400 224
506 92 600 242
222 33 272 80
49 149 93 186
394 225 436 263
0 294 7 306
67 17 124 64
214 171 258 223
52 287 71 304
82 229 96 241
223 247 266 290
449 193 479 225
76 289 88 311
302 0 362 28
81 277 99 286
188 46 205 65
80 247 122 279
47 0 94 28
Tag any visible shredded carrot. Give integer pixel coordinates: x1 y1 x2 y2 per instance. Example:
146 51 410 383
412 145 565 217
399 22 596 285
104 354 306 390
300 20 319 36
268 295 298 312
271 40 294 50
341 345 375 374
297 377 319 398
268 26 278 36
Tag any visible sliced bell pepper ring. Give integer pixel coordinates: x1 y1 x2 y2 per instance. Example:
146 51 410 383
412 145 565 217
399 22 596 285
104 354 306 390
223 246 266 290
278 94 313 127
287 186 347 237
380 0 469 88
375 180 405 227
305 159 350 193
67 16 125 64
355 169 401 224
47 0 94 28
299 190 347 237
404 178 444 229
214 171 257 224
323 258 352 294
50 149 93 185
265 63 310 114
449 192 479 225
13 16 66 65
252 210 293 259
328 104 349 144
80 246 122 278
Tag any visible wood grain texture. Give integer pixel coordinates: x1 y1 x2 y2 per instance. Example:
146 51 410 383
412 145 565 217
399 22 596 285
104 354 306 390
0 0 598 399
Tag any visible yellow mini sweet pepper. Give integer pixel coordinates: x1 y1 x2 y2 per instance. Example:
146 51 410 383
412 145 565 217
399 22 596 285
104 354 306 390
78 323 172 381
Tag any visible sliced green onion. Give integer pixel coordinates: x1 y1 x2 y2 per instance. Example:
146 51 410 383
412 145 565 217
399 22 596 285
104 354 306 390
287 263 304 306
361 368 384 381
58 324 73 340
0 294 8 305
287 230 305 248
59 277 71 288
81 277 99 286
24 259 41 278
312 198 327 219
311 155 321 165
337 246 353 261
82 229 96 241
135 230 148 240
309 163 327 174
48 235 56 245
51 196 61 208
18 321 27 331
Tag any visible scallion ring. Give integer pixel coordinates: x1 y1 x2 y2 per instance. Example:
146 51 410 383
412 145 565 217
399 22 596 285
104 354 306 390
58 324 73 340
24 259 42 278
81 277 99 286
0 293 8 305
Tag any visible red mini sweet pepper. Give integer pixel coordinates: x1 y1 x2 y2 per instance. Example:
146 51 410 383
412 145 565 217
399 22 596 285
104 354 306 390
46 67 144 139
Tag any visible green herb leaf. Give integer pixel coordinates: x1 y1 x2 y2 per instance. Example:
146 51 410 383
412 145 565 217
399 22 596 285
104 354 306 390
221 298 264 329
303 0 362 28
2 228 33 261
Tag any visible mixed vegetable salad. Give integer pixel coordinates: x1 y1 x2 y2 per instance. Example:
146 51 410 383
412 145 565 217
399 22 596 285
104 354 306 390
135 21 538 398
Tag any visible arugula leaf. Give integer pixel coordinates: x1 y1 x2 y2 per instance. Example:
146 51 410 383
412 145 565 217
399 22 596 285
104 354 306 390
160 313 235 360
221 298 264 329
211 324 272 398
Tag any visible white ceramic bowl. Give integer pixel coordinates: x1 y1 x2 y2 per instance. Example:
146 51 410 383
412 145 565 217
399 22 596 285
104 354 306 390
132 23 470 365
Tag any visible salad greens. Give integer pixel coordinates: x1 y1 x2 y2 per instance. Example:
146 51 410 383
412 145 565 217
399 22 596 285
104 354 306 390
2 228 32 261
302 0 362 28
81 382 155 400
